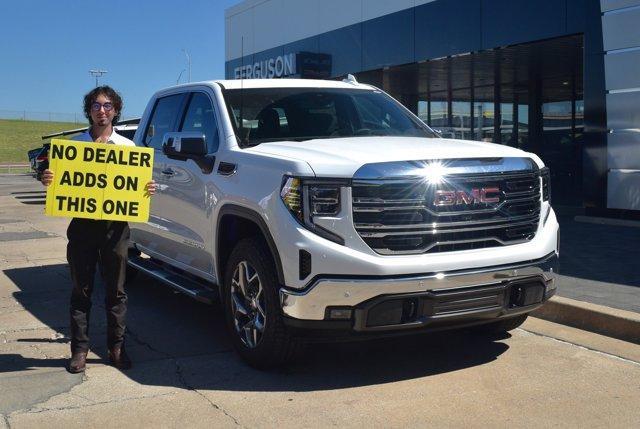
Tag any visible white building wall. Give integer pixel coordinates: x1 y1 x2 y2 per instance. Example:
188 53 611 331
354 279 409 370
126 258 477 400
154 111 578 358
601 0 640 210
226 6 255 61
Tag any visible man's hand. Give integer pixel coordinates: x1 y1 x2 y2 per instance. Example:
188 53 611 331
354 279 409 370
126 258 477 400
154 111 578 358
41 169 54 186
145 180 158 196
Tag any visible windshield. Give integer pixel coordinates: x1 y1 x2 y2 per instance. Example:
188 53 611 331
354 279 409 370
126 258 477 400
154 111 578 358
222 87 438 146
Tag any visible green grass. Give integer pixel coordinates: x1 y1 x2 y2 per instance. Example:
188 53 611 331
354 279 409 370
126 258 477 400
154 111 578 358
0 119 84 165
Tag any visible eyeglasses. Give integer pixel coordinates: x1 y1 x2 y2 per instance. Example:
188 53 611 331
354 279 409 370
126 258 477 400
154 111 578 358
91 102 114 112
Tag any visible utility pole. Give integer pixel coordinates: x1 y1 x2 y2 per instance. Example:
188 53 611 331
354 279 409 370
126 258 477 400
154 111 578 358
89 69 108 87
182 49 191 82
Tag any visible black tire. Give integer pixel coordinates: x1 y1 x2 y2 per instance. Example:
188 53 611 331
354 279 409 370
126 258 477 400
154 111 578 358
475 314 529 335
223 237 297 369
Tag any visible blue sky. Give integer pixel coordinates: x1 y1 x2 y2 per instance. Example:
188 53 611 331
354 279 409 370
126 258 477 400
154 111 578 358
0 0 240 119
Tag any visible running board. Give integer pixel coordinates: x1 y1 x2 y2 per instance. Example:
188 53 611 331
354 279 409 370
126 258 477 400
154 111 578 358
128 255 218 304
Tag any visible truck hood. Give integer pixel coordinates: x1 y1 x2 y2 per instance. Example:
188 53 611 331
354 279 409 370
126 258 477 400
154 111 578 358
247 136 541 177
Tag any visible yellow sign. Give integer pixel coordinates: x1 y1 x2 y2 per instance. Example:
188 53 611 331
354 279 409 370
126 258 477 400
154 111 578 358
45 139 154 222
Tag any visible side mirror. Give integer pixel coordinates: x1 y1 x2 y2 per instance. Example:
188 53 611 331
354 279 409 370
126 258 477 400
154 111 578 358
161 132 215 174
162 132 207 159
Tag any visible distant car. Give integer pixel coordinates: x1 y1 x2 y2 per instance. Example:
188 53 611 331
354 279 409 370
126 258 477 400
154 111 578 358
28 144 50 181
27 119 139 180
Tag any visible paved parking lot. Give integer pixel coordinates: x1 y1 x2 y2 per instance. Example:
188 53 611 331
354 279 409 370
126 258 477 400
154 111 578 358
1 174 640 428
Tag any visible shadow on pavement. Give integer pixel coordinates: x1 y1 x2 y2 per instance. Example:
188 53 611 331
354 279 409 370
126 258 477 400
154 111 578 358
17 338 68 344
3 264 510 391
0 357 101 372
557 216 640 287
9 191 46 195
9 190 46 205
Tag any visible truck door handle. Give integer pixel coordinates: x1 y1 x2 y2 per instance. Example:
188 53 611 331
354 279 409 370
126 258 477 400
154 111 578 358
161 168 175 176
217 161 237 176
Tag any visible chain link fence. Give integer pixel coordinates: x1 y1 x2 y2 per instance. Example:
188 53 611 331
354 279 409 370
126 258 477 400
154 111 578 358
0 110 83 124
0 110 138 124
0 164 31 174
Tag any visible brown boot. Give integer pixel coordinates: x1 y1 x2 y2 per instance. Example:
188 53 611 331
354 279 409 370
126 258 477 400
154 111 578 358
108 345 132 370
68 351 87 373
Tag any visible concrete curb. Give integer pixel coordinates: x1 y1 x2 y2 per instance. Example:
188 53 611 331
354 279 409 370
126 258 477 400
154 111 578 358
575 215 640 228
532 296 640 344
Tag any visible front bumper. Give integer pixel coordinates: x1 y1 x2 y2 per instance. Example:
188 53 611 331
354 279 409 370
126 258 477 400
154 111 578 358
280 252 558 332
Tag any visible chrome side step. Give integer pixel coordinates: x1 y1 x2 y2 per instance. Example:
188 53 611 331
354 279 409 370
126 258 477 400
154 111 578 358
128 254 218 304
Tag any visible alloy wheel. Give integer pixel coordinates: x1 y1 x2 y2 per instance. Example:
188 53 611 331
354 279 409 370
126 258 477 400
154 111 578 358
230 261 266 348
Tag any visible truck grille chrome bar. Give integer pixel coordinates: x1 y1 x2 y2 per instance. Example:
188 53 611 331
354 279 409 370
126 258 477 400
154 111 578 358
352 170 541 254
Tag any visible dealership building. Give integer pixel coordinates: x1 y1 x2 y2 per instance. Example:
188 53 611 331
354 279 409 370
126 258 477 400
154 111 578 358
225 0 640 217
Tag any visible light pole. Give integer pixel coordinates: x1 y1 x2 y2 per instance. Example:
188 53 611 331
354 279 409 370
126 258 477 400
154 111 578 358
176 69 186 85
89 69 108 87
182 49 191 82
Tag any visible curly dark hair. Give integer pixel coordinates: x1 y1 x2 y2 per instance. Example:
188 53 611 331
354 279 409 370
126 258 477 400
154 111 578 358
83 86 123 125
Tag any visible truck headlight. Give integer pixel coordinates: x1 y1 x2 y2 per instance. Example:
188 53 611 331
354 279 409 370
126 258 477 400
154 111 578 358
281 176 345 244
280 177 303 221
540 167 551 202
309 184 341 216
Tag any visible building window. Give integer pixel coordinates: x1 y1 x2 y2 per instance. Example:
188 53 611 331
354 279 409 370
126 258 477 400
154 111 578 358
452 89 472 140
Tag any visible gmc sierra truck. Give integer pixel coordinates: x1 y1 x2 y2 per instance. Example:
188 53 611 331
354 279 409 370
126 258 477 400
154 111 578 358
128 77 559 368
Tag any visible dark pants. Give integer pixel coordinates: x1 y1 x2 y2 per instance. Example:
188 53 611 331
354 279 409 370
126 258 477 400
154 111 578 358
67 218 130 353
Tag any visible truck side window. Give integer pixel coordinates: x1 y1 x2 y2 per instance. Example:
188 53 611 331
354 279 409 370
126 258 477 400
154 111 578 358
144 94 184 149
180 93 219 153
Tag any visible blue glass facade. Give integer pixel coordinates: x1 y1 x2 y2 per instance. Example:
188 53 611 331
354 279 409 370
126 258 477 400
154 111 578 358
226 0 595 81
226 0 609 212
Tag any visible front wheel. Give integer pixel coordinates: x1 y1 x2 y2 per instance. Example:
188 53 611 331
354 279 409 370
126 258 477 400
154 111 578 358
223 238 297 368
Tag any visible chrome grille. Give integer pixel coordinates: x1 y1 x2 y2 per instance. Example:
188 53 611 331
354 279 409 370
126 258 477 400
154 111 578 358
352 171 541 254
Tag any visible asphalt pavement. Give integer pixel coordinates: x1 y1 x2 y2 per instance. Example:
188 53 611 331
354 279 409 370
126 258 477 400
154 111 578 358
1 174 639 428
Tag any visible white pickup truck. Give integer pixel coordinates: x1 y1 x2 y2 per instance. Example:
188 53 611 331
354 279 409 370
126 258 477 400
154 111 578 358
128 77 559 368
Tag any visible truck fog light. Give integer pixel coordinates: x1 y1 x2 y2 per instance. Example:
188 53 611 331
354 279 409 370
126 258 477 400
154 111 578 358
326 307 353 320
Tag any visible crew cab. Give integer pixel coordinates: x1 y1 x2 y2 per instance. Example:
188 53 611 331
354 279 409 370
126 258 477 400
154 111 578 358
127 77 559 368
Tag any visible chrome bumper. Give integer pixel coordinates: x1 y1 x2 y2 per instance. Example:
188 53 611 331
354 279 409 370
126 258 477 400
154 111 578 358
280 252 558 322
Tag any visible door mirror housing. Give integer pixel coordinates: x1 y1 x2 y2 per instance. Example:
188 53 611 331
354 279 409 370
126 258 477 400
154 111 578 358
162 132 207 159
161 132 215 174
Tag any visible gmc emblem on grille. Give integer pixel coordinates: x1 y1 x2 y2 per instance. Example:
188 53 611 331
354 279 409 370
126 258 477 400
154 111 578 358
434 187 501 206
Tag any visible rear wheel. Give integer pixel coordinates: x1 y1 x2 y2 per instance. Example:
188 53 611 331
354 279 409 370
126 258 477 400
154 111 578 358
223 237 297 368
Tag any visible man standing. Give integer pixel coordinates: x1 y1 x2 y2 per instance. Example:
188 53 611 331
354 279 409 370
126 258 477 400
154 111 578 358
41 86 156 373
